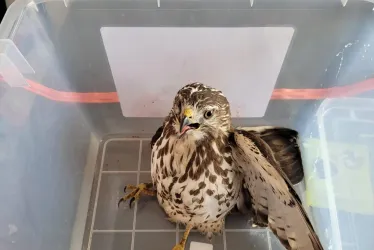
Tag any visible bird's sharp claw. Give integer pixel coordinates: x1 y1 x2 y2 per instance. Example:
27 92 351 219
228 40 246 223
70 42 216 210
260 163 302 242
129 197 136 208
117 198 124 208
117 183 154 209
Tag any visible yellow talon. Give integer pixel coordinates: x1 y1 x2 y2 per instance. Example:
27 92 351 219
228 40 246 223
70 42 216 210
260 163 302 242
172 224 193 250
172 243 185 250
117 182 155 208
125 184 138 190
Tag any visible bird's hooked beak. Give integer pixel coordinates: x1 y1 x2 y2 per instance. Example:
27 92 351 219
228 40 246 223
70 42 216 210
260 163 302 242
180 108 200 135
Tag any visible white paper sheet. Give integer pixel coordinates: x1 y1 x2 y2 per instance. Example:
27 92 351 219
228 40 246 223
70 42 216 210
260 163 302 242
101 27 294 117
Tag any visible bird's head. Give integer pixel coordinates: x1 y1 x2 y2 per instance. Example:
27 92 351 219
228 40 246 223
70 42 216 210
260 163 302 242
165 83 231 141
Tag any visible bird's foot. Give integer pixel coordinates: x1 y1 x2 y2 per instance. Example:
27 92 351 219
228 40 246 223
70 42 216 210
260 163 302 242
172 243 185 250
118 182 155 208
172 224 193 250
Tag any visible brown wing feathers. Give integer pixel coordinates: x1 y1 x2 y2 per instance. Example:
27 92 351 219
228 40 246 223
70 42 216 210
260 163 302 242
229 129 323 250
236 126 304 185
151 126 164 149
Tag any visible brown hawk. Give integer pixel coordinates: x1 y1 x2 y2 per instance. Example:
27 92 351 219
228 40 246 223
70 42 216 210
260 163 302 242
119 83 323 250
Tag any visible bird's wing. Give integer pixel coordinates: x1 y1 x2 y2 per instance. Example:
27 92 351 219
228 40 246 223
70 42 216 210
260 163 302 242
229 129 323 250
236 126 303 185
151 125 164 149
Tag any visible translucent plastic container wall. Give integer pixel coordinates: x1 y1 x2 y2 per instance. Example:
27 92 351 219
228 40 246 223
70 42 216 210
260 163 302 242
0 1 374 250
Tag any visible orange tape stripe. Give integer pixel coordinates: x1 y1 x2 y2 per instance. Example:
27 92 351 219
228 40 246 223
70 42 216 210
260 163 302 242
5 77 374 102
23 79 119 103
271 78 374 99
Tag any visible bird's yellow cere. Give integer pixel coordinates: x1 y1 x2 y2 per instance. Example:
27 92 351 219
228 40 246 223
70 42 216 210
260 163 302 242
184 108 193 118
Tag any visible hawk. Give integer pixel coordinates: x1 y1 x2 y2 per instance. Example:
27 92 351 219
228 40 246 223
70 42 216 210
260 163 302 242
119 83 323 250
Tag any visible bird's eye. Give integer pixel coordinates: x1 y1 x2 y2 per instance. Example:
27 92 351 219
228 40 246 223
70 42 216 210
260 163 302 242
204 110 213 119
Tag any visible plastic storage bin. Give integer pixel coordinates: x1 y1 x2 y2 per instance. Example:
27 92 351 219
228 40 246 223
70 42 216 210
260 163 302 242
0 0 374 250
